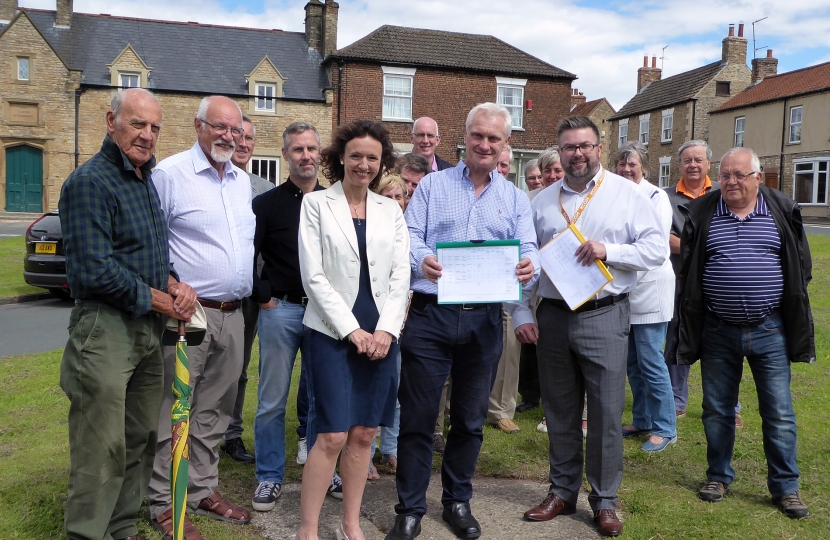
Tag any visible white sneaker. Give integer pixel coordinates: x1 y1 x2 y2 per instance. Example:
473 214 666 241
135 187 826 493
537 418 548 433
297 437 308 465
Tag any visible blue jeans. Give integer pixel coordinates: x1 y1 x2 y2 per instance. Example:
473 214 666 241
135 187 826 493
254 298 306 484
700 311 799 497
627 322 676 438
371 349 402 457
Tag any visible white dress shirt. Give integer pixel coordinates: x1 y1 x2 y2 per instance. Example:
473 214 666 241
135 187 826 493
152 143 255 301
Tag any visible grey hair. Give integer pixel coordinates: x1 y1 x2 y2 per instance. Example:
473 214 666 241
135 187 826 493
241 114 255 138
523 159 539 175
282 121 321 149
721 147 761 174
412 117 439 137
195 95 242 122
613 141 651 180
678 140 712 160
466 102 512 139
556 115 600 145
110 88 159 122
537 147 561 172
504 145 513 162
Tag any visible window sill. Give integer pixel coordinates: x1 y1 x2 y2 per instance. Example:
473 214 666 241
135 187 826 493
787 141 802 146
511 127 525 132
382 117 413 123
661 140 672 145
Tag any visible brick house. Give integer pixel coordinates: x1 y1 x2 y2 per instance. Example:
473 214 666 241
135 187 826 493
568 93 616 168
608 25 752 188
709 54 830 218
323 24 576 187
0 0 336 212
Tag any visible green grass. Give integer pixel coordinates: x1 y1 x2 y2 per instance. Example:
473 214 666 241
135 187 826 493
0 237 42 299
1 236 829 538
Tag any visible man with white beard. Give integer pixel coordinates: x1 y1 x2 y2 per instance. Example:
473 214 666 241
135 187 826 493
147 95 256 538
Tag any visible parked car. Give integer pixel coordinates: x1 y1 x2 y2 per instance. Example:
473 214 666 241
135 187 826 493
23 211 71 301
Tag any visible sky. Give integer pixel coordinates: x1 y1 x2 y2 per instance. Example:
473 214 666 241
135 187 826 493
17 0 830 111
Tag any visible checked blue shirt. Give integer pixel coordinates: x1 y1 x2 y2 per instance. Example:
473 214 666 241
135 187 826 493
59 136 175 318
405 161 539 295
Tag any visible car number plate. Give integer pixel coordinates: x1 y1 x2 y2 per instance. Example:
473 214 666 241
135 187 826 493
35 243 56 254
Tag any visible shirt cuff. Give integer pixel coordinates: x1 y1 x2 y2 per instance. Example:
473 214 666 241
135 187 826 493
131 282 153 319
509 302 535 327
604 243 621 266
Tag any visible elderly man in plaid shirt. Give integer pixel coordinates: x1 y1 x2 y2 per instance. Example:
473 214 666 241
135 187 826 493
58 88 197 540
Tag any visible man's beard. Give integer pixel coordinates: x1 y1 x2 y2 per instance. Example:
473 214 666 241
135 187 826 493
210 140 236 163
566 159 599 184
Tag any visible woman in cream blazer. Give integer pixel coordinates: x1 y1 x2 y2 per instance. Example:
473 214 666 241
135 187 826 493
295 120 410 540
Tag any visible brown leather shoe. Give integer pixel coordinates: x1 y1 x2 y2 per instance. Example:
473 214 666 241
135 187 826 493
594 509 622 537
523 493 576 521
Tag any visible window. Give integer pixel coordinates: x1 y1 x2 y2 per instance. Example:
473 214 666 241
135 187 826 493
381 66 415 121
734 117 745 147
618 118 628 146
250 157 280 185
661 109 673 143
716 81 731 96
119 73 139 88
496 77 527 129
789 106 802 144
17 57 29 81
639 113 650 145
658 156 671 188
793 159 829 205
256 83 276 112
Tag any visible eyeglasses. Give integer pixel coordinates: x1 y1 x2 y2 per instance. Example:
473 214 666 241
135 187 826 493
559 143 598 155
412 132 438 141
200 119 243 138
718 171 758 182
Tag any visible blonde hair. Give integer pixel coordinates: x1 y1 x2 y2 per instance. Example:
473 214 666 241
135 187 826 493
373 173 408 196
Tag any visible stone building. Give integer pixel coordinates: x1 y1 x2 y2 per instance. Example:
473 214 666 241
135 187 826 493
568 93 616 168
608 24 752 188
709 55 830 218
0 0 335 212
323 24 576 188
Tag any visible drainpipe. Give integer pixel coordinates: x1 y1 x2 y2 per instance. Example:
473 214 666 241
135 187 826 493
74 87 83 169
779 97 788 192
337 60 344 127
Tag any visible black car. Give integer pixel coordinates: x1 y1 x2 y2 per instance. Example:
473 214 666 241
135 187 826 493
23 211 71 300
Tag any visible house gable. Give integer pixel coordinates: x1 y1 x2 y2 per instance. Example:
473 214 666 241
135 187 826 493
106 43 152 88
245 55 287 116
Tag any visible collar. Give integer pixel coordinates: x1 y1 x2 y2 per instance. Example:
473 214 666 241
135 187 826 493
284 176 323 198
715 192 768 218
431 155 439 172
459 161 500 189
100 136 156 180
561 166 603 195
190 142 241 181
676 175 713 198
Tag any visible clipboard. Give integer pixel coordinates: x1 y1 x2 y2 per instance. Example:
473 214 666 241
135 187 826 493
435 239 522 304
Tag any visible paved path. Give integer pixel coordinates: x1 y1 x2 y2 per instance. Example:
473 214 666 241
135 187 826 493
0 297 72 357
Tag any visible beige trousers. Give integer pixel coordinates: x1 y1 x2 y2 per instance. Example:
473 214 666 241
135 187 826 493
488 310 521 421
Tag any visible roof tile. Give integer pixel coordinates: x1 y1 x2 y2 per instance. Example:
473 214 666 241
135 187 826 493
713 60 830 112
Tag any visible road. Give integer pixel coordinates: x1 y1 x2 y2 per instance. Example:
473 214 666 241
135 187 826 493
0 217 36 237
0 297 72 358
806 224 830 236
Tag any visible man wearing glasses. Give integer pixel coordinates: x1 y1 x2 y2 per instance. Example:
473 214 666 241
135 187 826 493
147 95 256 537
671 147 813 518
410 117 453 171
515 116 665 537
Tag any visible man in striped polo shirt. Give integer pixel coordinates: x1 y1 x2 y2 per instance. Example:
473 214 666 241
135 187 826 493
672 147 814 518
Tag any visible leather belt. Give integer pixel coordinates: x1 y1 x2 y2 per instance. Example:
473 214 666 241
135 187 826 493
274 292 308 307
541 293 628 314
198 298 241 312
411 292 495 311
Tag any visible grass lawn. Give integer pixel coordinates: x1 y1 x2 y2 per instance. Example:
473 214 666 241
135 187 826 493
1 235 829 539
0 237 42 299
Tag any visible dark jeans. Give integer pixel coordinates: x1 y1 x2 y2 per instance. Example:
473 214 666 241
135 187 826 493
518 342 541 404
700 310 800 497
395 299 503 518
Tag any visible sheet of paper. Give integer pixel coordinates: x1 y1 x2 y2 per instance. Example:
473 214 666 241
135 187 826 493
539 226 612 310
436 244 520 303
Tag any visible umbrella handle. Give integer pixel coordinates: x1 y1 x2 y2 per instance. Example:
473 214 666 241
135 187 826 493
178 320 186 338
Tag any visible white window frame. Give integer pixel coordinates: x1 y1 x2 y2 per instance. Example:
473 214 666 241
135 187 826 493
381 66 415 122
496 76 527 130
734 116 745 147
792 157 829 205
119 72 140 88
17 57 29 81
255 83 276 112
661 109 673 143
789 106 802 144
658 156 671 188
639 113 650 145
618 118 628 146
250 156 280 185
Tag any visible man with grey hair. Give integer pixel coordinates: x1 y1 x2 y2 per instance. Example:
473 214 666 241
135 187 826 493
388 102 539 540
59 87 198 540
148 95 255 537
411 116 453 171
670 147 813 518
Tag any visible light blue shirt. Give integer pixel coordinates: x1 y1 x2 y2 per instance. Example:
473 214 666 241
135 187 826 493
405 161 539 296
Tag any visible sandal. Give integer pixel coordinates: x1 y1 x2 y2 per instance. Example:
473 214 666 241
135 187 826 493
194 491 251 524
381 454 398 474
152 508 202 540
368 462 380 481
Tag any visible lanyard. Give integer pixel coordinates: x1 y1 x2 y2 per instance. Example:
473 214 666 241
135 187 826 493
559 170 605 225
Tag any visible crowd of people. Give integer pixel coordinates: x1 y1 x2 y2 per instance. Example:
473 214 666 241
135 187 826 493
57 87 814 540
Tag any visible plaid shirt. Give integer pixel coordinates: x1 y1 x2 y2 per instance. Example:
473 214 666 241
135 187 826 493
59 136 175 318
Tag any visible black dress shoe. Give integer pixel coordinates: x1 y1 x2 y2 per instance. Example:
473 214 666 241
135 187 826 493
385 515 421 540
516 401 540 413
221 438 254 463
442 502 481 539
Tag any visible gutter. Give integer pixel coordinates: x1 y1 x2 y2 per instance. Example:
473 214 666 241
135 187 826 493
73 86 85 169
779 97 788 192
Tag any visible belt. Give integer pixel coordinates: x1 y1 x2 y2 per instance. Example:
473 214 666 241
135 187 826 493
541 293 628 314
411 292 495 311
198 298 241 312
274 292 308 307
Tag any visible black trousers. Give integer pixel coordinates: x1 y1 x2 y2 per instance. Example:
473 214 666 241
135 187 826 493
518 342 541 404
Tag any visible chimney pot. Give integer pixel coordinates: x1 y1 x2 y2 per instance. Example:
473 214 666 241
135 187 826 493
643 55 648 67
728 24 735 37
651 56 657 68
738 23 744 37
767 49 773 58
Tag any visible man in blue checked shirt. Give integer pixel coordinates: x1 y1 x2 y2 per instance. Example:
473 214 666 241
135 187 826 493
387 103 539 540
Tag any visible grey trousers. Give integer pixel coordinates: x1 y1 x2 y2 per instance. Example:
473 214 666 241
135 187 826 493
148 307 244 517
536 299 629 512
224 296 259 441
488 310 521 421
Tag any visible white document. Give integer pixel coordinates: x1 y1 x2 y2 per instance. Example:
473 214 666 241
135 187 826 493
539 225 612 310
436 243 520 303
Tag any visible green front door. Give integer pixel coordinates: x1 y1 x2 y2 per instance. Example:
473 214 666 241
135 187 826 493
5 145 43 213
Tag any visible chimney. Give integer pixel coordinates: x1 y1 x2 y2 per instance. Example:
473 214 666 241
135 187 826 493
570 88 586 109
55 0 72 27
322 0 339 56
304 0 324 53
0 0 17 22
637 55 662 93
722 23 747 66
751 49 778 85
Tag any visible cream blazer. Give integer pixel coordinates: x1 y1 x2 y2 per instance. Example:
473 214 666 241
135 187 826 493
298 181 411 340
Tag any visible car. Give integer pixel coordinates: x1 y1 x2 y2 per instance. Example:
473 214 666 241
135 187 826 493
23 211 71 301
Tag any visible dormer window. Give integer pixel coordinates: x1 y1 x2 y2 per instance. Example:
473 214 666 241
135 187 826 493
119 73 139 88
256 84 276 112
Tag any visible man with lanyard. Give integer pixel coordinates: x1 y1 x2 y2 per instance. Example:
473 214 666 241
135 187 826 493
515 116 665 537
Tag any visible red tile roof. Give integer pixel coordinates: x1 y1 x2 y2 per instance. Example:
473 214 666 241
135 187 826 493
714 60 830 113
571 98 614 116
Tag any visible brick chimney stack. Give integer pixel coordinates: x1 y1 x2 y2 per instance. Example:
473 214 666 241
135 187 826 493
322 0 339 56
751 49 778 85
0 0 17 22
305 1 324 52
637 55 661 93
55 0 72 27
722 23 747 66
570 88 586 109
